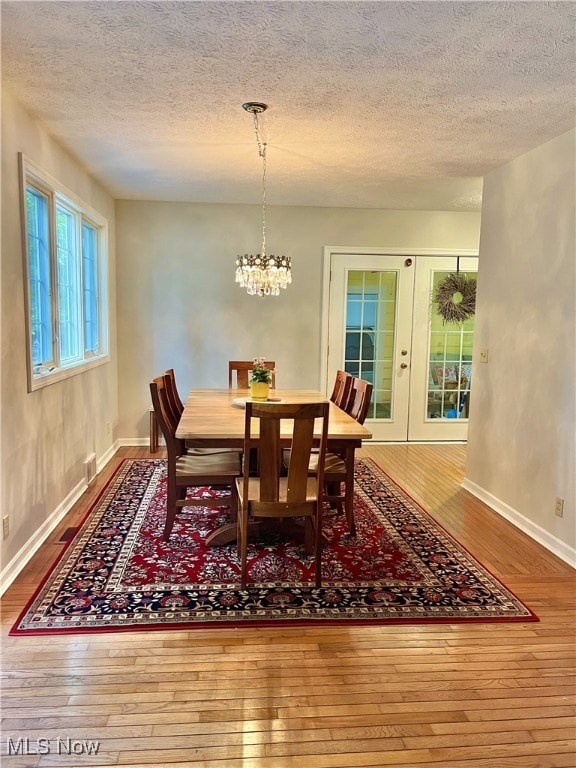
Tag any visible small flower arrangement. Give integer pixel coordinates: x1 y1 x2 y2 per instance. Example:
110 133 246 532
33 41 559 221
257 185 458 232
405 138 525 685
250 357 273 384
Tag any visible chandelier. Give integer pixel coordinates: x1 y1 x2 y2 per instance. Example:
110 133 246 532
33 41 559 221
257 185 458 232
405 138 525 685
235 102 291 296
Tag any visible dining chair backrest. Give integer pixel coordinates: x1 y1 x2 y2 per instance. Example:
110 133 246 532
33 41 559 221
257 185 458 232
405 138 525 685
150 375 184 457
164 368 184 418
164 367 240 458
330 370 353 409
242 401 329 510
346 378 373 425
228 360 276 389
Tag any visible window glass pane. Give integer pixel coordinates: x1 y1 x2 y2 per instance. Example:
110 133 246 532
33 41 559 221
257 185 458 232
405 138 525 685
82 222 99 353
56 205 80 361
26 187 52 364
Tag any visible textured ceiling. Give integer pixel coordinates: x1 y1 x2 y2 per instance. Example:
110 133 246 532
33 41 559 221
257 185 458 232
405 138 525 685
1 1 574 211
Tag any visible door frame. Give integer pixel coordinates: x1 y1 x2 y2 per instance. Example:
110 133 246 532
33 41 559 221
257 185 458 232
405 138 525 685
320 246 479 440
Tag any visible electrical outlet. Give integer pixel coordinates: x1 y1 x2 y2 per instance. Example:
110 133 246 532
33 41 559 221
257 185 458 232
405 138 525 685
105 421 111 436
479 348 489 363
2 515 9 540
555 497 564 518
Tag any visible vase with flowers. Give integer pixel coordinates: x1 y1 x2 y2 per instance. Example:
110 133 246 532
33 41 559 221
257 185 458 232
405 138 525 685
250 357 273 400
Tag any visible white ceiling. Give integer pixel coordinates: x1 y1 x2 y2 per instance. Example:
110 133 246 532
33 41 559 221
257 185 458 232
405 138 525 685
2 1 574 212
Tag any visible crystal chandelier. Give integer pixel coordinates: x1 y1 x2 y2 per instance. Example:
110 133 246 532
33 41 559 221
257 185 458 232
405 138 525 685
235 102 291 296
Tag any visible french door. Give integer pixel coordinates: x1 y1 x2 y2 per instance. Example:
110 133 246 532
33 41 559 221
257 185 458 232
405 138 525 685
323 249 478 442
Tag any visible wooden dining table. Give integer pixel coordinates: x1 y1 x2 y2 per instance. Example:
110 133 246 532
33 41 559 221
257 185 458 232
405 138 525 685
176 388 372 546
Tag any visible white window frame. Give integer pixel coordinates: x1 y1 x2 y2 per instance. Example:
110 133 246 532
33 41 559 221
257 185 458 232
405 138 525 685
19 154 109 392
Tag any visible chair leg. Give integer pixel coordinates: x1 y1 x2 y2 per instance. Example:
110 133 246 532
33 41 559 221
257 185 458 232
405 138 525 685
236 505 244 558
239 506 248 589
325 479 354 534
303 518 313 556
164 482 185 541
229 485 238 524
344 452 356 536
163 502 176 542
314 507 322 588
326 481 340 509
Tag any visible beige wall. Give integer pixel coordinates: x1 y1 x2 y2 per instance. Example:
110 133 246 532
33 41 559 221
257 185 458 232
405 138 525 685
115 201 480 438
0 90 118 575
465 129 575 558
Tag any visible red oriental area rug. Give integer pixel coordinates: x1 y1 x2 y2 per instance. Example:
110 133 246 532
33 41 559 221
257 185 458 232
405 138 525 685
11 458 537 634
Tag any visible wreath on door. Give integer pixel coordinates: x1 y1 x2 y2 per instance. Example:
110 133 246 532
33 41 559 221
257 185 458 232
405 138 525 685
434 271 476 323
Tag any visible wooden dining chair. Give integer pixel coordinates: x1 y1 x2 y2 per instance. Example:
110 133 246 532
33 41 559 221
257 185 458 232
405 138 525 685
236 401 329 589
281 377 372 535
344 377 373 424
330 369 353 408
150 375 241 541
323 378 373 535
163 368 239 458
228 360 276 389
164 368 184 416
149 368 182 453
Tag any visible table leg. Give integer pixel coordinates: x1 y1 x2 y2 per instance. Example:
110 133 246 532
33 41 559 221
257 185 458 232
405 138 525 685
344 445 356 536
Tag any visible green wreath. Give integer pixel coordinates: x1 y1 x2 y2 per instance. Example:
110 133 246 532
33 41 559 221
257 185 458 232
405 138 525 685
434 272 476 323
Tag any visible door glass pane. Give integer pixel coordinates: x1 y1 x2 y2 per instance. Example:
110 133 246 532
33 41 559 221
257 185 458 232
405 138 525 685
344 270 397 419
427 270 475 420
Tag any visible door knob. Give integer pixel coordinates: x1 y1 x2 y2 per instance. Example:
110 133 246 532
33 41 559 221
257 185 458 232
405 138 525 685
400 362 408 369
401 349 408 356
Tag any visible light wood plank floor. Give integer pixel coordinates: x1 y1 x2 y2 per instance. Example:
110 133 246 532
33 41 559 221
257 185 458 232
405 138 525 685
2 445 575 767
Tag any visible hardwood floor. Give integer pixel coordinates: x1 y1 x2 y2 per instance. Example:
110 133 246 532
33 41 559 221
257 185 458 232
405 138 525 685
2 445 575 767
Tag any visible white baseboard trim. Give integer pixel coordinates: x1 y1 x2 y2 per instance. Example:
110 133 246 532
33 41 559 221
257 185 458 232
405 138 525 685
119 437 150 447
97 441 119 471
0 480 86 596
368 440 466 445
461 478 576 568
117 437 165 448
0 447 117 597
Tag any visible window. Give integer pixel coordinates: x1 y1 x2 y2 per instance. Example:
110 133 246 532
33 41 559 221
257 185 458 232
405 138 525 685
20 155 109 391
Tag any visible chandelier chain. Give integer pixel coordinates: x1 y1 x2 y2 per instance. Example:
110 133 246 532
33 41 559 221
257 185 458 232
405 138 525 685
235 101 291 296
252 110 267 259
